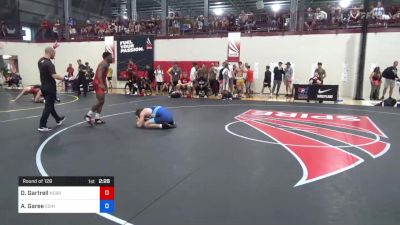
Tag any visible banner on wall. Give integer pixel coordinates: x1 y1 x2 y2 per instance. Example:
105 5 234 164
104 36 115 63
117 35 154 81
227 32 241 62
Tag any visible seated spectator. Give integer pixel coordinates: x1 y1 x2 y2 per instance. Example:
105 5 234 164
372 1 385 24
177 72 193 97
40 19 50 40
330 3 343 25
315 8 328 28
349 6 361 24
304 8 316 31
7 72 22 87
244 14 255 33
388 6 400 24
196 75 209 98
66 63 74 78
238 10 248 30
67 17 77 40
53 19 62 40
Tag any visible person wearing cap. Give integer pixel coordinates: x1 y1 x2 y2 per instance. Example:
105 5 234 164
272 62 285 96
284 62 293 97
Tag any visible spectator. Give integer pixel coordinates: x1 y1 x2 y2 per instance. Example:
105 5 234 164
284 62 293 96
67 17 77 40
53 19 62 40
349 6 361 24
75 59 88 97
168 63 181 91
388 6 400 23
331 3 343 25
6 72 22 87
222 61 231 91
272 62 284 96
314 62 327 84
304 8 316 31
308 73 323 103
196 15 205 32
369 66 382 100
177 72 193 97
261 65 272 94
197 64 207 78
145 65 155 91
155 65 164 94
372 1 385 25
40 19 50 40
1 20 7 39
381 61 398 99
228 14 236 31
66 63 74 78
244 14 255 33
190 62 198 89
245 65 254 97
315 8 328 28
208 62 219 96
238 10 248 29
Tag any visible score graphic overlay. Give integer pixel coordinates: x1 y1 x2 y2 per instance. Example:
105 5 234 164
18 177 114 213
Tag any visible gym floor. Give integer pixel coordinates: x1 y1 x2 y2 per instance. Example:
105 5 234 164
1 89 400 225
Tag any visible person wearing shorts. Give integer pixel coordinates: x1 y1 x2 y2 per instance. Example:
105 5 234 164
381 61 398 99
107 67 113 89
12 85 44 103
85 52 112 125
135 106 177 129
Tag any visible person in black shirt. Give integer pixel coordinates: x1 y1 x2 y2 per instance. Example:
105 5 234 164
380 61 398 99
38 46 72 132
272 62 284 96
261 65 272 94
145 65 155 91
75 59 88 97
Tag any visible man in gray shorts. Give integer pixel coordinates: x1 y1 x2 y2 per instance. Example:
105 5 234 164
381 61 398 99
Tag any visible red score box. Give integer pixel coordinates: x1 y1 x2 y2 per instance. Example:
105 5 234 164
100 186 114 200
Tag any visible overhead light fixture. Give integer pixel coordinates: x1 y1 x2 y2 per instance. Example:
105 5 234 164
271 4 281 12
339 0 351 8
2 55 12 59
213 8 223 16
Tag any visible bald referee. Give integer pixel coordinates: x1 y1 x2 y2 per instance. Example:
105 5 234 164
37 46 72 132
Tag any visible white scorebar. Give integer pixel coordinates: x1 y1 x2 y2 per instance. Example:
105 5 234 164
18 187 100 213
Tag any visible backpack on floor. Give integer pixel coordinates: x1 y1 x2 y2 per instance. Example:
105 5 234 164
375 97 397 107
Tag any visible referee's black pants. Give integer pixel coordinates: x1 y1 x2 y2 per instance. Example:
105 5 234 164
39 90 61 128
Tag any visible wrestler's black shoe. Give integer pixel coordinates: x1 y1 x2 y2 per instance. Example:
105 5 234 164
162 122 177 129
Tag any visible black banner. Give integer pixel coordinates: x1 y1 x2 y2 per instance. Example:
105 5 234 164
117 35 154 81
293 84 339 101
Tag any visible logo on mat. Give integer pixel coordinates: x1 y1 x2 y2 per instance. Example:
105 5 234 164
227 110 390 187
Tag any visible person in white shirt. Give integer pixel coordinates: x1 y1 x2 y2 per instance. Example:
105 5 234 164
372 1 385 24
284 62 294 96
155 65 165 94
222 62 230 91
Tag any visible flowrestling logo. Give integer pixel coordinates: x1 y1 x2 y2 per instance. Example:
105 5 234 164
228 110 390 187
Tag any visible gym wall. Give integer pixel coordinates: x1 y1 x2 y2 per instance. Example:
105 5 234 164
0 31 399 99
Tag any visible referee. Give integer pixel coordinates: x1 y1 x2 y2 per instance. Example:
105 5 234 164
37 46 71 132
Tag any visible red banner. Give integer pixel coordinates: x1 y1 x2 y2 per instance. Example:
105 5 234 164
227 32 241 62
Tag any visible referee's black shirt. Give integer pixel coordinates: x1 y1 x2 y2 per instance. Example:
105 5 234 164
38 57 57 92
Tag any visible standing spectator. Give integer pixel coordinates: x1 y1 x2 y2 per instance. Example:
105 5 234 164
1 20 7 39
107 67 113 89
222 62 230 91
66 63 74 78
168 63 181 91
314 62 327 84
145 65 155 91
208 63 219 96
245 65 254 97
196 15 205 32
261 66 272 94
190 62 199 92
238 10 248 30
75 59 88 97
381 61 398 99
197 64 207 78
388 6 400 24
369 66 382 100
272 62 284 96
372 2 385 24
315 8 328 28
244 14 255 33
67 17 77 40
53 19 62 40
155 65 164 94
284 62 293 96
304 8 316 31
